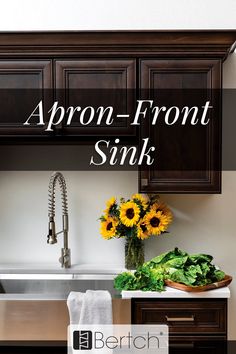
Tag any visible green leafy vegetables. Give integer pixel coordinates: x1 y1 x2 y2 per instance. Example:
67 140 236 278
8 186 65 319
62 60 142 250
114 248 225 292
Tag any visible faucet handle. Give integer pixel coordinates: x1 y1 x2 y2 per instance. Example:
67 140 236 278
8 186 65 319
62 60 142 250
59 248 71 268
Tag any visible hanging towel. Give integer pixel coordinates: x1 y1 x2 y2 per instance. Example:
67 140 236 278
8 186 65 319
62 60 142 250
67 291 85 325
67 290 113 325
79 290 113 325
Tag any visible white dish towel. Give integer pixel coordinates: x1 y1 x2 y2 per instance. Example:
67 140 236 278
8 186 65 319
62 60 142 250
67 290 113 325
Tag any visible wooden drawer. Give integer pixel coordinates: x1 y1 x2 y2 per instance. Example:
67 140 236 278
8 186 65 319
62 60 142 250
132 299 227 336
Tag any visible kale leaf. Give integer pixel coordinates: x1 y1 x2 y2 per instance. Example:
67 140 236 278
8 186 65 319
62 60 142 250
114 248 225 292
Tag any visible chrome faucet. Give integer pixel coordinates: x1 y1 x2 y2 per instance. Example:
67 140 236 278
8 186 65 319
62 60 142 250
47 172 71 268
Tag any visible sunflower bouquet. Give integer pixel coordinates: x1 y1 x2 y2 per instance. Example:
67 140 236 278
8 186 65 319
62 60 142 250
100 194 172 269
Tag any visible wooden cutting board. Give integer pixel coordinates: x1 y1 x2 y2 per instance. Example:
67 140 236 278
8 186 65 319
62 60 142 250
165 275 232 292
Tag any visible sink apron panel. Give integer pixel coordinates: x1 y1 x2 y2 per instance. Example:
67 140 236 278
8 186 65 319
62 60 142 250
0 299 130 342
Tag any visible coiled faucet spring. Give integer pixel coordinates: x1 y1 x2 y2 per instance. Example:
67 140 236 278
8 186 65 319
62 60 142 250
47 172 71 268
48 172 68 218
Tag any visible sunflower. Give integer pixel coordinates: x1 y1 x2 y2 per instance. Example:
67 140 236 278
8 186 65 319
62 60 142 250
144 210 170 235
100 216 118 240
120 201 140 227
104 196 116 216
132 193 149 210
150 201 173 223
137 219 149 240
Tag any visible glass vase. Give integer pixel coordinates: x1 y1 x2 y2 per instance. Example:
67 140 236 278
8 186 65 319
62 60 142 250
125 236 144 270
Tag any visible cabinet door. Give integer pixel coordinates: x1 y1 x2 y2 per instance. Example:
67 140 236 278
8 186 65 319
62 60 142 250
0 61 52 137
132 299 227 354
55 59 136 138
139 59 221 193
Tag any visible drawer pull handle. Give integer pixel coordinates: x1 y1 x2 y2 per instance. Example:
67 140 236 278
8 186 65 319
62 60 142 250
165 315 195 322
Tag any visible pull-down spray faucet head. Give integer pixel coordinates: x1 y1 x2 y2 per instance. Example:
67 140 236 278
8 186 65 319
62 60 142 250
47 217 57 244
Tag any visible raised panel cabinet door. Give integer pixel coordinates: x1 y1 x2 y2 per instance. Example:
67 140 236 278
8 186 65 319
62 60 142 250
139 59 222 193
0 60 52 137
132 299 227 353
55 59 136 137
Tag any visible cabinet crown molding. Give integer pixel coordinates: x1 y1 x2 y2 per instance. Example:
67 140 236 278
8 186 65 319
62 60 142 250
0 31 235 59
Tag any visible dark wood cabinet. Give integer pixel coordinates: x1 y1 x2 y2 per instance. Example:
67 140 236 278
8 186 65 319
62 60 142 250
55 59 136 137
132 298 227 353
0 60 52 137
139 59 222 193
0 31 235 193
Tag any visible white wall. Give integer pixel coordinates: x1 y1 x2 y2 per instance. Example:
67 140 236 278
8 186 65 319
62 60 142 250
0 171 137 265
0 0 235 339
0 0 235 30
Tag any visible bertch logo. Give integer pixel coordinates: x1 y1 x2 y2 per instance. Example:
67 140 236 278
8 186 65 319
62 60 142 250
69 325 168 353
73 331 92 350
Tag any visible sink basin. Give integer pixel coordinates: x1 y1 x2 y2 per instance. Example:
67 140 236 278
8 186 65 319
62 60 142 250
0 279 119 299
0 264 124 300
